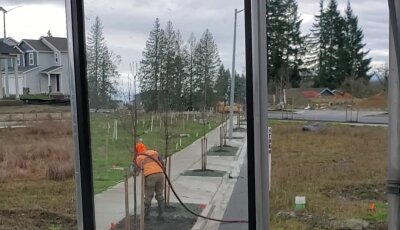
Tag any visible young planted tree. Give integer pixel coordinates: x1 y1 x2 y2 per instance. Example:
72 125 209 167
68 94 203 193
87 16 120 110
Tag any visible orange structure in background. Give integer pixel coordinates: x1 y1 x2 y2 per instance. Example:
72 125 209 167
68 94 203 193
216 101 243 113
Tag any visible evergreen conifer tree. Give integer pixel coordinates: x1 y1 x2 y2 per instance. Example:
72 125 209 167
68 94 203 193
342 1 371 82
87 16 119 109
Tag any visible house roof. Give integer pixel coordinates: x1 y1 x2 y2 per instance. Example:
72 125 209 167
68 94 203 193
40 66 63 74
0 41 21 57
302 88 328 93
2 66 39 74
0 37 19 46
42 37 68 52
22 39 52 52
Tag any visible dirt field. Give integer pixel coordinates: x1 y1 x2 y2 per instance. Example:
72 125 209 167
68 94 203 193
358 92 388 110
0 105 70 114
271 122 388 229
0 121 76 229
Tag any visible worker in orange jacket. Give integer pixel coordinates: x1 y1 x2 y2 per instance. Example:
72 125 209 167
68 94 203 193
136 147 165 220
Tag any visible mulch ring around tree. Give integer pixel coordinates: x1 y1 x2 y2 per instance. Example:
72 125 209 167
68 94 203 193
233 127 247 132
207 146 239 156
115 203 203 230
223 136 245 140
0 209 76 230
180 169 226 177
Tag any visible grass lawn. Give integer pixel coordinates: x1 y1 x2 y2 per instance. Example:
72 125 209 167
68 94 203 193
270 121 388 229
90 111 224 193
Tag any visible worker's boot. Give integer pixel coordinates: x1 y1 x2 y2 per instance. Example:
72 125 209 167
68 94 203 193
157 200 164 221
144 204 151 220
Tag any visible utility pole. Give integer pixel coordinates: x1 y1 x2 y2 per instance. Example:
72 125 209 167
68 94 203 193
229 8 244 139
0 6 21 98
387 0 400 229
0 58 3 99
0 7 9 97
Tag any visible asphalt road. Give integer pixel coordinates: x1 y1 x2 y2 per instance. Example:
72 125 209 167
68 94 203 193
219 162 248 230
268 110 388 124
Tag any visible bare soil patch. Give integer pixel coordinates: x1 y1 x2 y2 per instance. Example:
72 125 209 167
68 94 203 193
0 105 70 114
323 183 386 202
0 209 76 230
358 92 388 110
276 211 387 230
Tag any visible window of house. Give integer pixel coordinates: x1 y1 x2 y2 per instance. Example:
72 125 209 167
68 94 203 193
29 53 34 65
17 58 20 66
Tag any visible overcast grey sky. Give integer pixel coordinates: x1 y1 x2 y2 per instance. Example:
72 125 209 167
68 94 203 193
1 0 389 81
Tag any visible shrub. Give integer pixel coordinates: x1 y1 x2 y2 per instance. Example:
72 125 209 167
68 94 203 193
45 161 74 181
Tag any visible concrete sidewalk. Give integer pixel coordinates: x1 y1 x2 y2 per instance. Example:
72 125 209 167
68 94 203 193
191 139 248 230
94 122 247 230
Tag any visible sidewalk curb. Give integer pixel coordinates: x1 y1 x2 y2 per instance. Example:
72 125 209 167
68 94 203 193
191 136 248 230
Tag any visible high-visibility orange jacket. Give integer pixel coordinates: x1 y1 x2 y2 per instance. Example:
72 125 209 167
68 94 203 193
136 142 147 154
136 150 163 177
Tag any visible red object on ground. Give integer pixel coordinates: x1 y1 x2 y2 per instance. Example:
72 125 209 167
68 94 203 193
110 222 116 229
200 204 207 209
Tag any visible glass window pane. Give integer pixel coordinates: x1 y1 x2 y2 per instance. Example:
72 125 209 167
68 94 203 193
83 0 248 229
0 1 77 229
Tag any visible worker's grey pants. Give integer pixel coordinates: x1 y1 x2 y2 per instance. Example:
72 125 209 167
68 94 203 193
145 173 164 205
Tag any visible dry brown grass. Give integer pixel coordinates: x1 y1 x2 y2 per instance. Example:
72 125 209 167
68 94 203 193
0 121 73 181
271 122 387 228
0 120 76 227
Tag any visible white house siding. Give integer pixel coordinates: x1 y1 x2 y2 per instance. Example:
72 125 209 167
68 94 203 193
60 53 71 95
39 75 49 93
38 53 54 71
25 69 41 94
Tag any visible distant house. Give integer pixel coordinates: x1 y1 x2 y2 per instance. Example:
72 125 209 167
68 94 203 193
270 87 336 107
1 36 71 97
370 72 384 82
301 88 335 98
0 40 22 98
